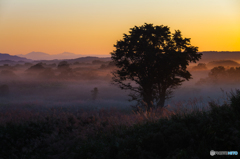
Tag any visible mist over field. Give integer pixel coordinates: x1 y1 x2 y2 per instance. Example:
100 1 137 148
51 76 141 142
1 53 239 113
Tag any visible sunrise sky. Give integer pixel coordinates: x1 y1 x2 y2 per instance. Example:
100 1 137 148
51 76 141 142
0 0 239 56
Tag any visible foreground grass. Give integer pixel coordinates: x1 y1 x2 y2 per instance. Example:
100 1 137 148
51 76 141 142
0 90 240 159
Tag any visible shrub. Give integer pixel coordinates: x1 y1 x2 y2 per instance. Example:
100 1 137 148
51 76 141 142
230 89 240 113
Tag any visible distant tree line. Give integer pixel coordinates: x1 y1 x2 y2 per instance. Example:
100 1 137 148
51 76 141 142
21 60 114 81
192 60 240 70
196 66 240 85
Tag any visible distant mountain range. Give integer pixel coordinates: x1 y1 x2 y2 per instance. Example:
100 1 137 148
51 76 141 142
0 53 32 62
17 52 111 60
1 51 240 63
200 51 240 63
0 52 111 66
17 52 83 60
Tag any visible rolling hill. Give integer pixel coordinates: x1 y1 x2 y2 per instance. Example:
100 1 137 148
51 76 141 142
0 53 32 62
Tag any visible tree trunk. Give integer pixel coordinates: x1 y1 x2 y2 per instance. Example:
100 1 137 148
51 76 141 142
143 95 153 111
157 83 166 108
158 95 166 108
143 87 154 111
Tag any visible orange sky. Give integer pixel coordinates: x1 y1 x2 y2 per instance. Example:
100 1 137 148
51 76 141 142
0 0 239 56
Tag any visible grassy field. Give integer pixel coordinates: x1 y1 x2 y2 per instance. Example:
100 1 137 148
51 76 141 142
0 90 240 159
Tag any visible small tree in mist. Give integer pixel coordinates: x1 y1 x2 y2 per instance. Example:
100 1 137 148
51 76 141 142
208 66 226 82
111 23 201 109
58 61 70 71
26 63 45 72
192 63 207 70
57 61 74 79
91 87 98 101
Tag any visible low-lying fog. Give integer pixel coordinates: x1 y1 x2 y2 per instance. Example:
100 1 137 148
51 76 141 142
0 59 239 113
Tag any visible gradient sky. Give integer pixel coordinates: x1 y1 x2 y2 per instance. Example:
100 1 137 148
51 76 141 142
0 0 239 56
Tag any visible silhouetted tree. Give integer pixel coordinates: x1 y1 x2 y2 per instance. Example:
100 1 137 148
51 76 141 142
100 61 116 69
92 60 105 65
91 87 98 100
111 23 201 109
192 63 207 70
73 62 80 65
57 61 70 71
57 61 75 79
208 66 226 80
26 63 45 72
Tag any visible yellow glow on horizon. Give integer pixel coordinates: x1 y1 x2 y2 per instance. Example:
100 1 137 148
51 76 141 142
0 0 239 56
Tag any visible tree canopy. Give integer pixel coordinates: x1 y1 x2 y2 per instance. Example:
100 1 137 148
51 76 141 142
111 23 202 109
